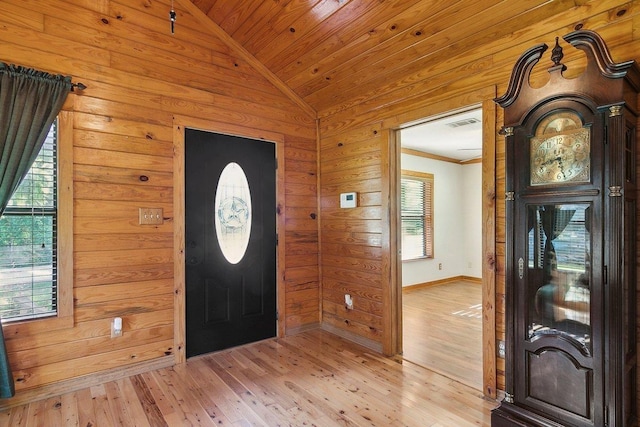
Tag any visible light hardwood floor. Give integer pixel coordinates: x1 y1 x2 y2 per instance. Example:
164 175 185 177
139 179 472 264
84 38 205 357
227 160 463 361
402 280 483 390
0 329 496 426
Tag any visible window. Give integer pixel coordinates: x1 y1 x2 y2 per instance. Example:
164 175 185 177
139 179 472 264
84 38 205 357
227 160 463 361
215 162 252 264
0 122 58 321
0 112 73 330
401 171 434 260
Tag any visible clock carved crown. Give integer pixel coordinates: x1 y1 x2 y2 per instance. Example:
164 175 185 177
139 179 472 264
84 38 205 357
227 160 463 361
495 30 640 128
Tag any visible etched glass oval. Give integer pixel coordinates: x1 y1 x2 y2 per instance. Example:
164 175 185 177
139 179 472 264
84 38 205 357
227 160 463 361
214 162 251 264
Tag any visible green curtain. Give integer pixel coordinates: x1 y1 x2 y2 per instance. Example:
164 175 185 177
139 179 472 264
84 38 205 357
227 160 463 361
0 63 72 212
0 63 73 398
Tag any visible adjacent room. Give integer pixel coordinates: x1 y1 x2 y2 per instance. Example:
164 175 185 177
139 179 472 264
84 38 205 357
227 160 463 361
399 108 483 390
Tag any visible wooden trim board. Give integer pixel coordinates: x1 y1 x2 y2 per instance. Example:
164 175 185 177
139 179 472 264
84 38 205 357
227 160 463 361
320 323 383 354
392 87 497 399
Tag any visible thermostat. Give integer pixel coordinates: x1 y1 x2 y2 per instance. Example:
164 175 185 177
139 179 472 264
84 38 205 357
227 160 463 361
340 192 357 208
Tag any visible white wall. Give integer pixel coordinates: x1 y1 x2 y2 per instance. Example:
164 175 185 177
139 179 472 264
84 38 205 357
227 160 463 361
401 154 482 286
462 162 482 278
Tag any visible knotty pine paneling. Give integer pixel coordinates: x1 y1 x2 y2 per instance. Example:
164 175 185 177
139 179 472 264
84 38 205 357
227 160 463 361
316 1 630 121
282 133 320 330
317 0 640 403
280 0 428 91
311 1 579 115
318 121 386 350
0 0 317 400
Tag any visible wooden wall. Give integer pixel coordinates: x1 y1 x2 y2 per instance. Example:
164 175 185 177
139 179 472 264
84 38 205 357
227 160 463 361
0 0 318 401
317 0 640 401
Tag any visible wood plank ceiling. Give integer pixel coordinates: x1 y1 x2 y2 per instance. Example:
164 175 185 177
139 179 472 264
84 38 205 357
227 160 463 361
188 0 583 117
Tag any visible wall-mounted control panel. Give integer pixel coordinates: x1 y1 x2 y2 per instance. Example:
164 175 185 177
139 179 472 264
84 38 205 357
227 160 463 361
340 192 357 208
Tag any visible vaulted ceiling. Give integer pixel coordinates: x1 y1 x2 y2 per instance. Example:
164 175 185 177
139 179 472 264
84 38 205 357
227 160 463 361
188 0 584 118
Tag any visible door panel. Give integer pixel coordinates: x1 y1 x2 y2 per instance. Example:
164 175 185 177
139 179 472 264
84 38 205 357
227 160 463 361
185 128 276 357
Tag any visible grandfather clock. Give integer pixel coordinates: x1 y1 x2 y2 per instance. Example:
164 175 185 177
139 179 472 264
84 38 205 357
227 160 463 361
492 30 639 426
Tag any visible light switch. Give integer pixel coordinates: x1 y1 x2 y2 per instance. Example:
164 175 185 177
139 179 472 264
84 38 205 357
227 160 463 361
139 208 163 225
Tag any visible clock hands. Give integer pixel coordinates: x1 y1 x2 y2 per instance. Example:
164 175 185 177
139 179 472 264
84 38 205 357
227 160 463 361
534 135 589 184
537 155 569 180
541 156 562 167
557 156 566 179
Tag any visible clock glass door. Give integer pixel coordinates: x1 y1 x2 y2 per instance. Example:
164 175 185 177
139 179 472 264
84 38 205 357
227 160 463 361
517 202 598 424
527 204 591 345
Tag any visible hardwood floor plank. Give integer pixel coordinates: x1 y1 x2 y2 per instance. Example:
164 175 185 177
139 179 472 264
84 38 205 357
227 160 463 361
3 330 495 426
204 356 287 427
59 392 79 426
90 384 117 426
25 398 47 427
283 379 356 426
276 335 395 404
196 358 269 426
104 381 132 426
111 379 152 427
139 371 179 424
130 374 167 427
254 340 365 425
148 367 218 426
177 367 234 425
403 280 483 390
113 380 139 424
74 387 96 427
4 404 27 426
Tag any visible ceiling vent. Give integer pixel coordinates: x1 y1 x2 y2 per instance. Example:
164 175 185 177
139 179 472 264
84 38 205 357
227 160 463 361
446 117 480 128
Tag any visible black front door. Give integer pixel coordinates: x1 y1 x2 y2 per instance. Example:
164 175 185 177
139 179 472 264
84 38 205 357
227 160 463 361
185 128 276 357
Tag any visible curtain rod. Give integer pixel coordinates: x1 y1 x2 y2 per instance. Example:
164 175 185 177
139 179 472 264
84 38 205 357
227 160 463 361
0 62 87 92
71 81 87 92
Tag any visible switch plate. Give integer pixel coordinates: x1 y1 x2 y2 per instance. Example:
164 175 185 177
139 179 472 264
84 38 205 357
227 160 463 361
139 208 163 225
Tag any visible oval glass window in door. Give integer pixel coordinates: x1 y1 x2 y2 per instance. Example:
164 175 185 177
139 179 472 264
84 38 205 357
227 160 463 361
214 162 252 264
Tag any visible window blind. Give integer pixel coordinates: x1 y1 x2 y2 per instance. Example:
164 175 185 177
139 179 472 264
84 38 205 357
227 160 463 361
0 122 57 321
401 176 433 260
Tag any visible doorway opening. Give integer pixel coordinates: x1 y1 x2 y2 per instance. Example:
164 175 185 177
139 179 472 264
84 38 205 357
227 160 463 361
398 107 483 390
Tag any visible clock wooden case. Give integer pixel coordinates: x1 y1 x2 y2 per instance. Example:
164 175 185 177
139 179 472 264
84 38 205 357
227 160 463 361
492 30 639 427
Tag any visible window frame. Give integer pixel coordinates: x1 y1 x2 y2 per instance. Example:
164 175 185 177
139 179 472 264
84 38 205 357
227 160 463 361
400 170 434 261
2 111 73 334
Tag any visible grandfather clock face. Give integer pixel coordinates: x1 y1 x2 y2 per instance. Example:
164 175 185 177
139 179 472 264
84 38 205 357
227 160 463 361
530 111 591 185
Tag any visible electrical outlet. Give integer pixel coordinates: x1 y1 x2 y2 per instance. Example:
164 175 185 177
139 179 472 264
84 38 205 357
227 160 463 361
498 340 506 358
345 294 354 310
111 317 123 338
438 263 442 270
